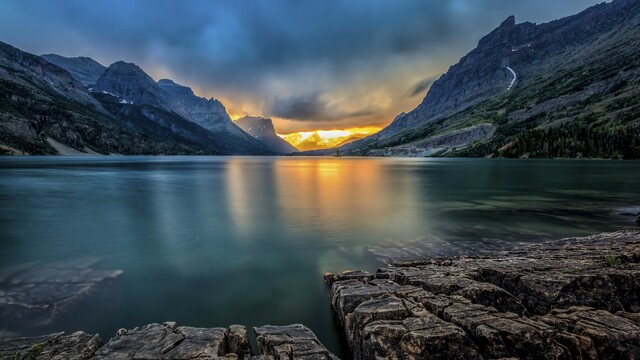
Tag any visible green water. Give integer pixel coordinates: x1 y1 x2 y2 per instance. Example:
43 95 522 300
0 156 639 356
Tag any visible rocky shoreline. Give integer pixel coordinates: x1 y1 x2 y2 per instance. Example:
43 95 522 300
325 230 640 359
0 323 338 360
1 230 639 359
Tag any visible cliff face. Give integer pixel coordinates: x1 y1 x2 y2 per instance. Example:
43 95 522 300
157 79 252 139
235 116 299 154
344 0 640 158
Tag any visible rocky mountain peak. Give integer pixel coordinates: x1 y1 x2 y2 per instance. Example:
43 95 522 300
235 116 299 154
235 116 276 137
95 61 169 108
501 15 516 28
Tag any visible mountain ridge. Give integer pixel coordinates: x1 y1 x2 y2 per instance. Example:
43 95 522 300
41 54 106 87
343 0 640 159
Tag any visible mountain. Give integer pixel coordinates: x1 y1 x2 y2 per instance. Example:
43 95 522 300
344 0 640 159
0 41 271 155
41 54 106 87
235 116 299 154
94 61 170 109
334 133 368 147
0 41 204 155
157 79 240 134
93 62 271 154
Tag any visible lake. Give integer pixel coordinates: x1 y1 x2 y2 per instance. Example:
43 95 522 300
1 156 639 356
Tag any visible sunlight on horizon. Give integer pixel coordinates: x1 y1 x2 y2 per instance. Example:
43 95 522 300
277 126 382 150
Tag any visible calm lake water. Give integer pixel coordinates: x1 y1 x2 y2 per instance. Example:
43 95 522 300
1 156 639 356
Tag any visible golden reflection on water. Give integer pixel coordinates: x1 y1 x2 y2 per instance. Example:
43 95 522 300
224 157 424 245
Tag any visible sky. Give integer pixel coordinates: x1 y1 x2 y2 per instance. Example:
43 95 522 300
0 0 603 135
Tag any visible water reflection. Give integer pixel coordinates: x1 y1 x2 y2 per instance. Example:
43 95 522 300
0 157 639 358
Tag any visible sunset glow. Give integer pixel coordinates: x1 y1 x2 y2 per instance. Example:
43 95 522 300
278 126 381 151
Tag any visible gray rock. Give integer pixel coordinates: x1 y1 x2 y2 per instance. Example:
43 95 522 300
363 316 482 360
228 325 251 359
535 307 640 360
323 270 374 287
0 331 102 360
254 324 338 360
92 323 229 359
327 230 640 359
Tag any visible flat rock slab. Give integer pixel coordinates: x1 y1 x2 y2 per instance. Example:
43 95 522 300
327 230 640 359
92 322 238 360
0 323 336 360
0 258 122 332
254 324 339 360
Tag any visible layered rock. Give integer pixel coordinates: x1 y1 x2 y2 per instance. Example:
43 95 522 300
0 323 337 360
254 324 338 359
326 230 640 359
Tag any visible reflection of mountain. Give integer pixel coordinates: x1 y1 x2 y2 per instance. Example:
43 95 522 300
282 131 369 151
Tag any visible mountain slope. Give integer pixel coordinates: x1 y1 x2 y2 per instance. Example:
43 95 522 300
92 63 272 155
0 42 272 155
0 41 202 155
344 0 640 159
94 61 170 109
41 54 106 87
235 116 299 154
158 79 240 134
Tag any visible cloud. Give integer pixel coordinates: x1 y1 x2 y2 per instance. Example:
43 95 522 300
269 93 375 122
409 77 437 98
0 0 603 132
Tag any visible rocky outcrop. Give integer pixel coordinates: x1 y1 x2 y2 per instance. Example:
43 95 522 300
326 230 640 359
235 116 299 154
41 54 106 87
254 325 338 360
0 323 336 360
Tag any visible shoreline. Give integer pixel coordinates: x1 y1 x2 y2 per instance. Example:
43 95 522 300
1 230 639 359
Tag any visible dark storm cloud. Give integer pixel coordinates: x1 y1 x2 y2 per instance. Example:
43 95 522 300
270 93 374 122
410 77 437 98
0 0 602 130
